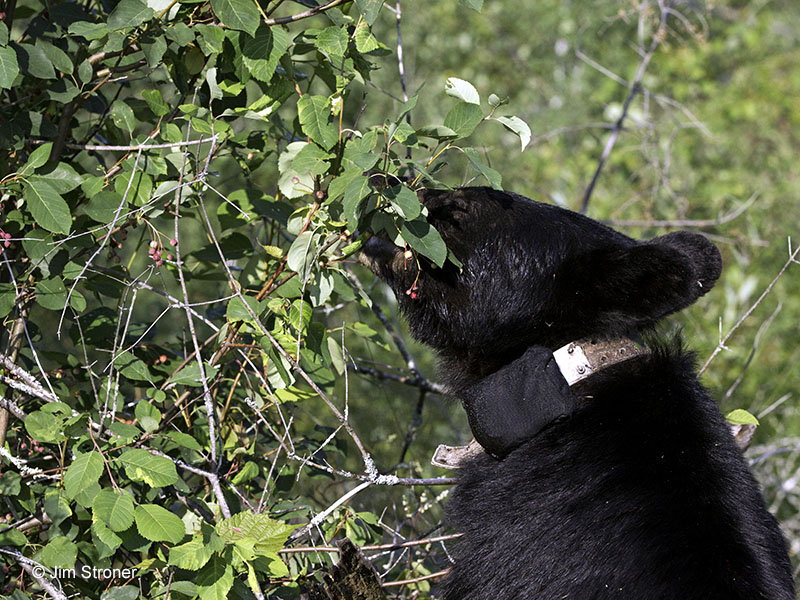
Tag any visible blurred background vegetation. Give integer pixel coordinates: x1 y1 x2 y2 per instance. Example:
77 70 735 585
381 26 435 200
1 0 798 597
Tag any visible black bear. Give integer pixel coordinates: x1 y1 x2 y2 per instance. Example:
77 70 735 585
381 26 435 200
359 187 795 600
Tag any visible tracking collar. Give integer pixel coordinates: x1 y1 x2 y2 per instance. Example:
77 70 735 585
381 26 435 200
432 338 647 468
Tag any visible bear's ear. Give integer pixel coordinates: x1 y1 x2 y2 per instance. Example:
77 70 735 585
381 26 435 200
571 231 722 325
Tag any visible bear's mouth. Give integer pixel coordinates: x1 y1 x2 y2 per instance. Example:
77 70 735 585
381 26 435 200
357 234 400 274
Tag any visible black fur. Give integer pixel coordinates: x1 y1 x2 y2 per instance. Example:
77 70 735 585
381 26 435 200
359 187 795 599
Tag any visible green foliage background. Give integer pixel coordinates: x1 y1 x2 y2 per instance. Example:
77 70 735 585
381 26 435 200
0 0 798 598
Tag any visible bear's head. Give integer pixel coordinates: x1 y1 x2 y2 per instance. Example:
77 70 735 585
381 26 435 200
360 187 722 391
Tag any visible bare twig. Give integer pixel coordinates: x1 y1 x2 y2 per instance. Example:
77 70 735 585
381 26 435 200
263 0 347 25
289 481 373 541
350 363 446 395
280 533 463 554
382 568 450 588
172 120 221 468
57 145 149 339
0 397 26 420
606 194 757 228
700 238 800 375
149 449 231 518
580 1 669 214
0 547 67 600
30 137 218 152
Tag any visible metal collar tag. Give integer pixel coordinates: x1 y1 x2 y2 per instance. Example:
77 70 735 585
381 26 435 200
553 338 646 386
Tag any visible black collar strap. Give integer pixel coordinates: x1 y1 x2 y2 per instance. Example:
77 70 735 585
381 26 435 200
432 339 647 466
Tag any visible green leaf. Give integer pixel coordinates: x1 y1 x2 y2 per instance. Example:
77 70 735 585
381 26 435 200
197 24 226 55
142 89 170 116
25 410 64 443
93 488 135 532
25 143 53 172
342 175 371 230
68 22 110 40
165 432 203 450
327 336 345 375
286 230 316 277
168 361 220 387
445 77 480 105
316 26 349 57
108 0 155 30
463 147 502 190
355 0 383 25
113 350 153 382
35 277 68 311
141 32 167 67
297 95 339 151
41 537 78 569
14 43 56 79
211 0 259 36
135 400 162 433
196 553 234 600
0 45 19 90
0 527 27 546
64 451 104 500
444 101 484 138
190 117 213 134
119 448 179 488
30 162 83 193
111 101 136 133
292 143 333 177
100 586 139 600
278 141 314 199
416 124 458 140
458 0 483 10
0 471 21 496
226 295 261 324
169 530 224 570
92 520 123 556
43 490 72 526
327 167 362 200
385 185 421 220
85 191 125 224
24 180 71 234
354 22 381 54
726 409 760 426
401 219 447 268
216 511 295 554
231 461 259 485
496 115 532 150
134 504 186 544
36 40 72 74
